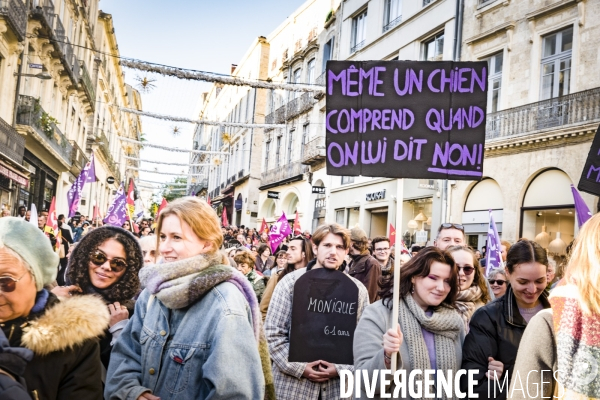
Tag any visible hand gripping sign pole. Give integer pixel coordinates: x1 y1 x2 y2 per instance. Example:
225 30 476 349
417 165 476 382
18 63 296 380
391 178 404 373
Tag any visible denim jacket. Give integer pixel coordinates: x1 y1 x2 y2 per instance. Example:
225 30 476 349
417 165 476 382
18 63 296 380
104 284 265 400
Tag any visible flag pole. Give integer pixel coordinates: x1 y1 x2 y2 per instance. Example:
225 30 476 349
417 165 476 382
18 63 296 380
391 178 404 374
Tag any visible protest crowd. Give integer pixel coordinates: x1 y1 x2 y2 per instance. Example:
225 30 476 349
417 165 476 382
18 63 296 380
0 195 598 400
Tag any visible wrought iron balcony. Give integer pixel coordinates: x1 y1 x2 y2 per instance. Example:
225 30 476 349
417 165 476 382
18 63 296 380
351 40 365 53
301 135 326 166
79 60 96 110
264 92 317 128
16 95 73 165
486 87 600 141
260 161 307 187
0 0 27 41
383 15 402 33
69 140 89 176
31 0 56 33
0 115 25 164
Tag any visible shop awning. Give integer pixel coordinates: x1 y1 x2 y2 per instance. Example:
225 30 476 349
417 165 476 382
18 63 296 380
0 159 29 187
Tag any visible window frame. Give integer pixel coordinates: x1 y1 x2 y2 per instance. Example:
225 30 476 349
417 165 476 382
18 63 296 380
341 176 355 185
539 27 573 101
351 9 368 53
422 31 444 61
383 0 402 33
482 51 503 113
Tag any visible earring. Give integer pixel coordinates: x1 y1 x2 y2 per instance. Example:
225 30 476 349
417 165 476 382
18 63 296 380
411 284 415 294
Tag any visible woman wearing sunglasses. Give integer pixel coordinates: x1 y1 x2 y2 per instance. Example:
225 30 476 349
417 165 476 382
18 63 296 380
487 267 508 298
0 217 108 399
447 246 491 331
259 250 288 321
105 197 269 400
66 226 143 371
460 239 550 399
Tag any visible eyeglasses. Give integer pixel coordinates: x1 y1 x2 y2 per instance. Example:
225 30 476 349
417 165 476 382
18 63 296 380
0 272 28 293
375 248 390 252
439 223 464 232
142 250 156 258
457 266 475 275
277 255 287 259
489 279 506 286
90 250 128 273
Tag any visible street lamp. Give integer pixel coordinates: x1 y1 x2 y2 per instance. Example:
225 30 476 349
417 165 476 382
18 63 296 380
12 69 53 126
14 71 52 80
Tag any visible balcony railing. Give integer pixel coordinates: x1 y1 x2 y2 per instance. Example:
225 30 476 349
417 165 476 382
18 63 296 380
316 72 326 86
31 0 56 33
16 95 73 165
260 161 307 187
383 15 402 33
486 87 600 141
69 140 88 175
0 0 27 41
79 60 95 110
301 135 326 165
351 40 365 53
265 92 317 128
0 115 25 164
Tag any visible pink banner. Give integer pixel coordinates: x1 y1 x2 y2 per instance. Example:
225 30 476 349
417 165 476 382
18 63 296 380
269 212 292 254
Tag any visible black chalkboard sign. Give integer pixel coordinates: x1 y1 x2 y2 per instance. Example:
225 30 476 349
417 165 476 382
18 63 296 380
326 60 488 180
578 124 600 197
288 268 359 365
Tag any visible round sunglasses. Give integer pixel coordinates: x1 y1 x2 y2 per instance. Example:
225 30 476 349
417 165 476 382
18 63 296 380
489 279 507 286
457 266 475 275
90 250 128 273
0 272 28 293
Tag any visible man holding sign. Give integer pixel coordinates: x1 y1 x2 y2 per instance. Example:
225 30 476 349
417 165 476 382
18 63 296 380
265 223 369 400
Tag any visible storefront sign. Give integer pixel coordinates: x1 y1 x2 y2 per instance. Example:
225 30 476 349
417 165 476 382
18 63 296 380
315 198 327 210
289 268 359 365
267 191 280 199
325 61 488 180
366 189 386 201
312 186 326 194
0 164 28 187
418 179 436 189
578 123 600 196
106 176 115 185
415 230 428 243
234 198 243 211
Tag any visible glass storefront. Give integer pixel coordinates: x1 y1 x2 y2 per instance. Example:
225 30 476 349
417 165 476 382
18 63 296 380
522 207 575 255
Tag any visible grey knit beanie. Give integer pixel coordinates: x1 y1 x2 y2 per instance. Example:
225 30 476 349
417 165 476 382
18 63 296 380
0 217 58 291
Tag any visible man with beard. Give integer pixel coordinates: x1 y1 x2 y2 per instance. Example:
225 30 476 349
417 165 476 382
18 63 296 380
371 236 393 276
346 227 381 303
286 235 312 270
265 223 368 400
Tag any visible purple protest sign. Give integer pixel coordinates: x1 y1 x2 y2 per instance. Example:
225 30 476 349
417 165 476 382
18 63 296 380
485 210 502 275
571 184 592 228
66 153 97 217
103 182 127 226
269 212 292 254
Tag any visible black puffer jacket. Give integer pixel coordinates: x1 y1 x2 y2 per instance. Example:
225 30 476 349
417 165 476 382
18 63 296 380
460 286 550 399
2 291 109 400
0 329 31 400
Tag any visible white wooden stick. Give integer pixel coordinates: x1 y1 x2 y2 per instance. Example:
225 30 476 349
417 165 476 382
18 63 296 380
391 178 404 373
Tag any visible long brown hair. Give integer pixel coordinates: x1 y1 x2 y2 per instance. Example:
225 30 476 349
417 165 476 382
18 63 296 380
379 247 459 310
447 245 491 304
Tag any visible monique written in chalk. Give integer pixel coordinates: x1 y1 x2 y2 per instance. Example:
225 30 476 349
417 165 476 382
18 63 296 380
308 297 357 315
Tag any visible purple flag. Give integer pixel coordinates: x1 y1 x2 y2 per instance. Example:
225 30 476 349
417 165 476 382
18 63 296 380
571 184 592 228
103 182 127 226
269 212 292 254
66 153 97 217
485 210 502 275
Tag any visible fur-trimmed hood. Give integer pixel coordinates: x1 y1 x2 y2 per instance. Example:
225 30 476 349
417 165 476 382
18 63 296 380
21 295 110 356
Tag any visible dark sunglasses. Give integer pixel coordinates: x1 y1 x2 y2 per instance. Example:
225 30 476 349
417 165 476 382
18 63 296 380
457 266 475 275
0 272 28 293
90 250 128 273
489 279 507 286
439 223 464 231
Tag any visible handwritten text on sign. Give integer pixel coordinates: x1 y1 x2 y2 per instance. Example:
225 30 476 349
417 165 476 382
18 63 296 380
289 268 359 365
325 61 488 180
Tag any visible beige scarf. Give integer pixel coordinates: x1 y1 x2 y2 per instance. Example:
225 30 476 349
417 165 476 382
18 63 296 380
398 294 463 400
455 286 484 331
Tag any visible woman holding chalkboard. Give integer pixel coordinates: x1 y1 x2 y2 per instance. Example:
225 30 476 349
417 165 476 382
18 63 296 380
104 197 273 400
353 247 465 399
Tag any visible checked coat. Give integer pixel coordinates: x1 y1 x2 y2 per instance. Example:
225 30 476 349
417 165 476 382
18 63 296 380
265 267 369 400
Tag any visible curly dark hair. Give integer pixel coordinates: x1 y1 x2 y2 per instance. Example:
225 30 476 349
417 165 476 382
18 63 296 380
67 226 143 304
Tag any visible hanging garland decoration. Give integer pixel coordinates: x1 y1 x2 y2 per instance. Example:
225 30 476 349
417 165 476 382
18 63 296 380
120 58 325 93
117 106 286 129
124 156 210 168
136 178 188 186
138 185 188 191
129 167 204 176
119 136 228 155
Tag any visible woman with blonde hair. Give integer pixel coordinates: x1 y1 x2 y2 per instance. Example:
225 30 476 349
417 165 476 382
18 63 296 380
510 212 600 399
105 197 273 400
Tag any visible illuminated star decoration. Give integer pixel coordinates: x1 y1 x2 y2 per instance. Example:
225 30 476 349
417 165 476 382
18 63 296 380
171 125 181 136
134 75 157 94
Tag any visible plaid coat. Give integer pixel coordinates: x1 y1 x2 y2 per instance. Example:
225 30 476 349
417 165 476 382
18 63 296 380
265 267 369 400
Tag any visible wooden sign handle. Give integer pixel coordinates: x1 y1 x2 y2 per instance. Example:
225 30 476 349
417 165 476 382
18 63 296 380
391 179 404 374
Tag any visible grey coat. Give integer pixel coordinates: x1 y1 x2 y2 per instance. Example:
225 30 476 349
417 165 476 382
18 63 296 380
353 300 465 400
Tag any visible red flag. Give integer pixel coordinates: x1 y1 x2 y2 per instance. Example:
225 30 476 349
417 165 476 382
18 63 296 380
156 198 168 219
92 205 100 222
293 211 301 235
389 223 396 244
222 206 229 227
260 218 268 235
44 197 59 236
206 195 211 206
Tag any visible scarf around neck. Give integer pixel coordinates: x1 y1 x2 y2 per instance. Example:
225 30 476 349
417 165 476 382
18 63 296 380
398 294 463 400
139 253 275 400
550 282 600 400
455 285 484 330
